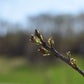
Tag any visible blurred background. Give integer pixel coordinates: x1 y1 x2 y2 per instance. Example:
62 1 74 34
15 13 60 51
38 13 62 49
0 0 84 84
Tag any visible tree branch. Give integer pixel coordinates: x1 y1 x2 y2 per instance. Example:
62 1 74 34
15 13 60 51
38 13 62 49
30 29 84 77
43 43 84 77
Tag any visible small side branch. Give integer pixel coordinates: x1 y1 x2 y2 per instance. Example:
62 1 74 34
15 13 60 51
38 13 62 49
30 29 84 77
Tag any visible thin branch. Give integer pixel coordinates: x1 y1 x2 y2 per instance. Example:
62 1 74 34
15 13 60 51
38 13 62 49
30 29 84 77
43 43 84 77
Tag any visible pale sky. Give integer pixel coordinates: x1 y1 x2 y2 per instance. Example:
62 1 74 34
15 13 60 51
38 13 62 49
0 0 84 23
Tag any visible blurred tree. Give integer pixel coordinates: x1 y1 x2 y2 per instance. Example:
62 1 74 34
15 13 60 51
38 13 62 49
0 13 84 64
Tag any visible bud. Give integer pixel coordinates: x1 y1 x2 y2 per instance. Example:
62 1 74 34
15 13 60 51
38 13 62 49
38 46 48 54
43 53 50 56
38 46 51 56
35 29 43 42
48 37 54 48
70 58 74 62
73 59 77 67
35 29 40 37
66 51 71 59
70 58 77 67
30 34 35 42
66 51 71 56
30 34 42 45
38 49 45 54
35 37 42 45
35 29 38 35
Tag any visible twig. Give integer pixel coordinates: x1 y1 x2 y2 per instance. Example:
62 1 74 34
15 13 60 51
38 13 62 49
43 43 84 77
30 29 84 77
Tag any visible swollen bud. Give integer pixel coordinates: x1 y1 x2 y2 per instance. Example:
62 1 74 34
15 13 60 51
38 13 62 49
66 51 71 56
43 53 50 56
30 34 35 42
35 29 43 42
70 58 77 67
30 34 42 45
48 37 54 48
35 29 40 38
38 46 51 56
35 29 38 36
38 46 48 54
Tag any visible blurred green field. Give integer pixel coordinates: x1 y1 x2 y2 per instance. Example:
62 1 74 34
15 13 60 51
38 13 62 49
0 56 84 84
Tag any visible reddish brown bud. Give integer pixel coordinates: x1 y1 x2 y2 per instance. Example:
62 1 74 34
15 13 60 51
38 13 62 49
38 46 48 54
35 29 38 36
31 34 34 41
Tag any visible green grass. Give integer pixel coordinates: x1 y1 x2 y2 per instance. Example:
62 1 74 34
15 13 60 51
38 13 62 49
0 65 84 84
0 57 84 84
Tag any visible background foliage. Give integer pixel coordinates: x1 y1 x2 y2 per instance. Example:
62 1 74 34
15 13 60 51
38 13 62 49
0 13 84 83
